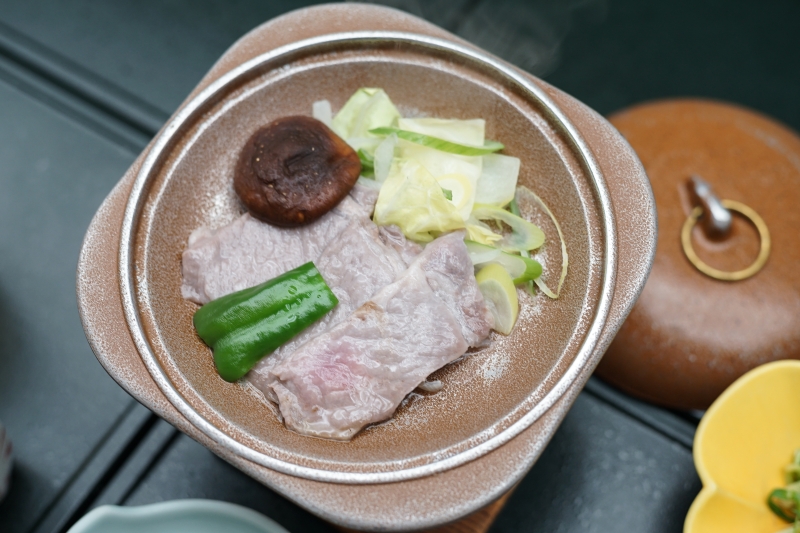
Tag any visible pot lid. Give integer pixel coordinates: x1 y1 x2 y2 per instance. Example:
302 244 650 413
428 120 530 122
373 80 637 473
597 99 800 410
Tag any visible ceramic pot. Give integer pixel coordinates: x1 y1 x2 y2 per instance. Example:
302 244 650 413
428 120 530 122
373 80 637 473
76 4 656 529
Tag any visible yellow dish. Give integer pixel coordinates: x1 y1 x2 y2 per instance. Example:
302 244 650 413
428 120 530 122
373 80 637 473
686 360 800 533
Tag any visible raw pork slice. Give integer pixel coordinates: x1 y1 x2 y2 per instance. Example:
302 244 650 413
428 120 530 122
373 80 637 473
182 185 378 304
269 231 494 440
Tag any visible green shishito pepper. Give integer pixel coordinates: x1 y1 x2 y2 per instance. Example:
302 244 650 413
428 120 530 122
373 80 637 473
193 262 338 382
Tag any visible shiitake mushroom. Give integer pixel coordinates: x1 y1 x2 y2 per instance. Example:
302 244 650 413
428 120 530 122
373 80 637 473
234 116 361 226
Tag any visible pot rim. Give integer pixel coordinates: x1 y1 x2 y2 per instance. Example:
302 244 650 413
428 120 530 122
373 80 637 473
118 30 618 484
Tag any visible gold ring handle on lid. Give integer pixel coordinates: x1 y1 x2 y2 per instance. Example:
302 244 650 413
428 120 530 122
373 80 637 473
681 199 771 281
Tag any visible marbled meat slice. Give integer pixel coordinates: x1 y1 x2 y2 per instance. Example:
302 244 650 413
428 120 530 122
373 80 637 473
269 231 494 440
181 185 378 304
246 217 422 402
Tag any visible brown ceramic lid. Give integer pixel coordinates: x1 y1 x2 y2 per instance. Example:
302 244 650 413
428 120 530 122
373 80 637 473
597 99 800 410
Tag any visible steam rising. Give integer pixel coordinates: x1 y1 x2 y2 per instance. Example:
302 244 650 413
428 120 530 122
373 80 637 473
356 0 607 76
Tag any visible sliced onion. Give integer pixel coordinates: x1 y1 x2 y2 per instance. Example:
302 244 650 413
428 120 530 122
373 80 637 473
476 153 520 208
373 133 397 183
312 99 333 128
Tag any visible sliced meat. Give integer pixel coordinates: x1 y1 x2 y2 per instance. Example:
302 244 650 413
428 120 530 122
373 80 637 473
182 185 376 304
269 231 493 440
347 184 379 215
417 232 494 346
246 218 421 402
378 225 423 266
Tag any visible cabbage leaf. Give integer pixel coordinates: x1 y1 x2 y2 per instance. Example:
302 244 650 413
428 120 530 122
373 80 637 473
374 159 465 242
332 88 400 141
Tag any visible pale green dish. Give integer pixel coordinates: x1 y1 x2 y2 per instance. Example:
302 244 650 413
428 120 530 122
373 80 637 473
67 500 290 533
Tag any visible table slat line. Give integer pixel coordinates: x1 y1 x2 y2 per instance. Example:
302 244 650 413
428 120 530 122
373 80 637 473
65 420 179 530
0 52 149 153
584 377 697 449
27 403 154 533
0 17 167 136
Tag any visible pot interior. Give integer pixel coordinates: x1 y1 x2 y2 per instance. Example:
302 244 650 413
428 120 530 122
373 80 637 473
127 37 608 478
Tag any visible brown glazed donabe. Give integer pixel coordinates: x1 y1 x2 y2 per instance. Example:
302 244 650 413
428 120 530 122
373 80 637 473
133 44 603 469
234 116 360 226
598 99 800 410
76 4 656 530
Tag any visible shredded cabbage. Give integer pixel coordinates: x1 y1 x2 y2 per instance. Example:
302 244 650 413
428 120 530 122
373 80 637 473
465 216 503 245
435 173 474 220
321 88 554 300
398 117 485 145
373 160 465 242
393 145 479 220
370 127 503 156
331 88 400 141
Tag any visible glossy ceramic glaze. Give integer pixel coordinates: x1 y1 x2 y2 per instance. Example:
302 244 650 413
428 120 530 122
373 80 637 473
67 500 289 533
600 100 800 410
685 360 800 533
77 4 656 529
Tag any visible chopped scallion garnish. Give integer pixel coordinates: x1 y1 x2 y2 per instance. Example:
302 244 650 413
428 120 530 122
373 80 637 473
768 450 800 532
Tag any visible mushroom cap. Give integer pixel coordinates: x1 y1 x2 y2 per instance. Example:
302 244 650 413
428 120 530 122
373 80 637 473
234 116 361 226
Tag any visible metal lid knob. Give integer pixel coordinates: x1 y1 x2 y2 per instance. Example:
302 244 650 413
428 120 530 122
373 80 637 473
687 175 732 238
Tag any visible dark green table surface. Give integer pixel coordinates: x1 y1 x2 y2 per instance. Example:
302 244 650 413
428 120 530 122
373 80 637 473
0 1 796 531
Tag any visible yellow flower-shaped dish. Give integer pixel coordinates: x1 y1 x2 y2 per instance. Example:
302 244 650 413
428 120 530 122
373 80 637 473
686 360 800 533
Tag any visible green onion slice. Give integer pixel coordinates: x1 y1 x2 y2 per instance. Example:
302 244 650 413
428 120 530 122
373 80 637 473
509 196 535 294
515 186 569 299
369 127 504 156
471 204 544 253
788 450 800 484
465 240 542 284
768 488 799 522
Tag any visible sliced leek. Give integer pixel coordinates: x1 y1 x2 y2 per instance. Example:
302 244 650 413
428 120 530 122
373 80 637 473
516 186 568 299
471 205 545 253
465 241 542 284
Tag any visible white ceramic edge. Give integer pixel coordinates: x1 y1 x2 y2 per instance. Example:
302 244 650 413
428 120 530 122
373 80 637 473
66 499 290 533
118 31 618 484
